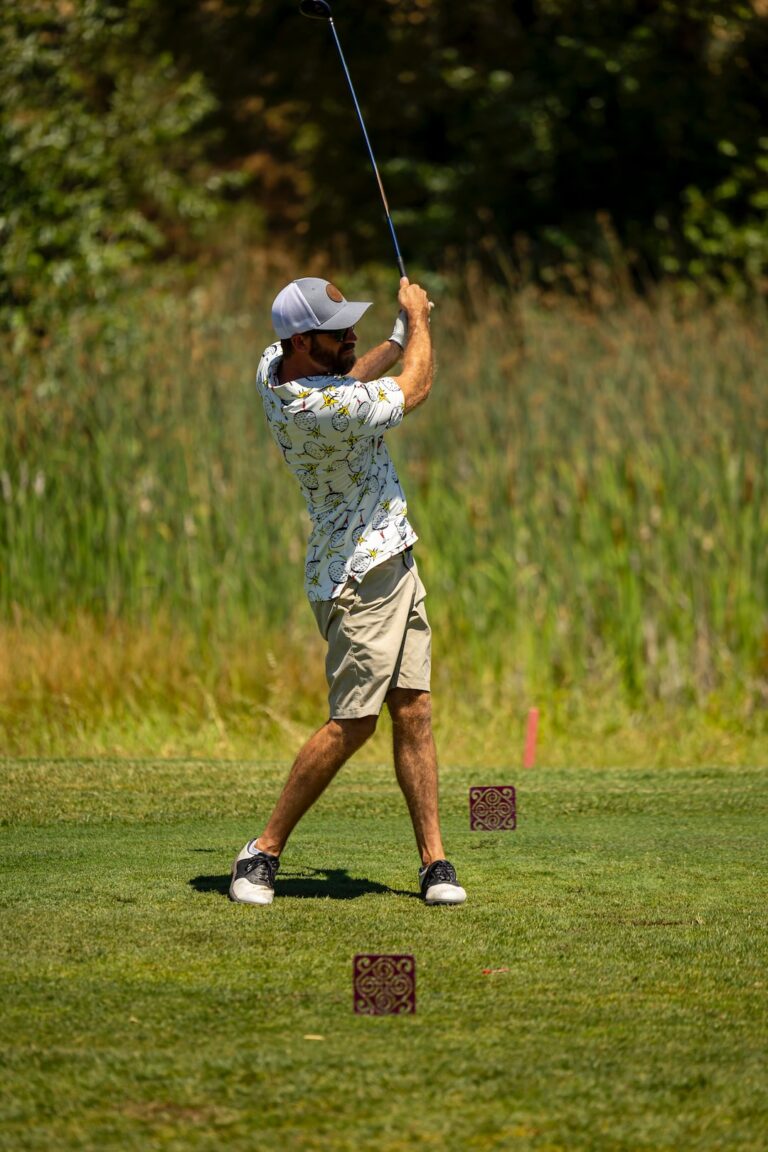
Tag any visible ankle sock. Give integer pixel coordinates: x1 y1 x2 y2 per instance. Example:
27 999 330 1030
246 838 277 858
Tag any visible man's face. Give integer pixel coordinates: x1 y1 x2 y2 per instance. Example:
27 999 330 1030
307 329 356 376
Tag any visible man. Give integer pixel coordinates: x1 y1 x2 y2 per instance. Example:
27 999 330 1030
230 275 466 907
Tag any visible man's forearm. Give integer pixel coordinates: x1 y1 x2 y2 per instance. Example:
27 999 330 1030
349 339 402 383
396 319 433 413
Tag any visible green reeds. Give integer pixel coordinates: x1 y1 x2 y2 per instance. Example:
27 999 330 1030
1 261 766 707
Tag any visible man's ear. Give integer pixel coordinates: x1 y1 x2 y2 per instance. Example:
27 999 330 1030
282 332 307 358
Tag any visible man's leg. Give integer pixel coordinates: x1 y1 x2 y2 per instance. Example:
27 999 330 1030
388 687 467 904
230 714 376 905
387 687 445 866
254 715 377 856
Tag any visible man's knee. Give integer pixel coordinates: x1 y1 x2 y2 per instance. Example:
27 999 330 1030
329 714 378 747
386 688 432 726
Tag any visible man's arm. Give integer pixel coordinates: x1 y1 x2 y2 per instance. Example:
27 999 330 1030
348 279 433 413
351 339 402 384
392 279 433 413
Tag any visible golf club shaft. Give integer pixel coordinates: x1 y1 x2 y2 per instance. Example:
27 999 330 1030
325 16 407 279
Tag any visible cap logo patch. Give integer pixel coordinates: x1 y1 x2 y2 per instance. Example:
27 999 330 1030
325 284 344 303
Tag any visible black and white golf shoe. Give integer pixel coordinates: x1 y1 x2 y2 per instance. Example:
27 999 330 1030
229 840 280 906
419 859 467 905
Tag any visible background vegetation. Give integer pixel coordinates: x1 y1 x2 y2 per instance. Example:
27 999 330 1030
1 1 766 755
1 256 766 755
2 10 765 1147
2 0 768 338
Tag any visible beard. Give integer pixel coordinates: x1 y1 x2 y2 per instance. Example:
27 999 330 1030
308 333 356 376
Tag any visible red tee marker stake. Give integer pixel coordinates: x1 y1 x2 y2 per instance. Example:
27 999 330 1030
524 708 539 768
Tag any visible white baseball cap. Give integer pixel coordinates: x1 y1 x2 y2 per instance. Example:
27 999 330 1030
271 277 372 339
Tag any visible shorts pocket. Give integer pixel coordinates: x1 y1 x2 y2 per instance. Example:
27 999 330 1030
335 580 359 612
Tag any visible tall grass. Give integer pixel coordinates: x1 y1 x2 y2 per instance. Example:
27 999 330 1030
1 253 766 716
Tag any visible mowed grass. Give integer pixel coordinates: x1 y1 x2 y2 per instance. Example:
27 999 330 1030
1 755 766 1151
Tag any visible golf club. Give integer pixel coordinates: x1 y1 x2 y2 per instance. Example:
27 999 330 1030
299 0 407 279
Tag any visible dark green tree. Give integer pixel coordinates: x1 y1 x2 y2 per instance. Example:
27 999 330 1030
0 0 234 337
185 0 765 287
2 0 765 314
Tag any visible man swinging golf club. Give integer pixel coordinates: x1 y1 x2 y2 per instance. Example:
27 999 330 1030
230 275 467 907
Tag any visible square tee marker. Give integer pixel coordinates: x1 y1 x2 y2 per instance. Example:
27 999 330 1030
469 785 517 830
524 707 539 768
353 954 416 1015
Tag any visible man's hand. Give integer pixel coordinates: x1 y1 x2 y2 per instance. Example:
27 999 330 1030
346 279 434 408
398 278 433 328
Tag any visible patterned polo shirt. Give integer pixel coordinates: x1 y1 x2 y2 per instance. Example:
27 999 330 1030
256 341 418 601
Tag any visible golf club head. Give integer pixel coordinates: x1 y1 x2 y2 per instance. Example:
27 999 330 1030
299 0 332 19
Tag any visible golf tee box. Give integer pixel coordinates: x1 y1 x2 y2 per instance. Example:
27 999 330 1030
353 954 416 1015
469 785 517 831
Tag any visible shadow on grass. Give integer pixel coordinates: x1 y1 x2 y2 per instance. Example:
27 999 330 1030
189 865 418 901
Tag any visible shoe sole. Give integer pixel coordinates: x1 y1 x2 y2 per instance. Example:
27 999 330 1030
424 885 467 905
229 885 274 905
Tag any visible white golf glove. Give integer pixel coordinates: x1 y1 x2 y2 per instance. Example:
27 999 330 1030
389 309 408 350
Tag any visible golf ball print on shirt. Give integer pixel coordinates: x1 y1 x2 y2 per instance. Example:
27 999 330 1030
256 342 418 600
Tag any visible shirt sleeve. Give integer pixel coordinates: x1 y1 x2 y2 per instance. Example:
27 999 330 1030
345 377 405 432
280 375 404 440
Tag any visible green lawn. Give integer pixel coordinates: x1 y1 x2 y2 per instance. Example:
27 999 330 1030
1 756 766 1151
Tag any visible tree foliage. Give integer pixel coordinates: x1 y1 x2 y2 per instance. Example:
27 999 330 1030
0 0 233 335
168 0 768 286
1 0 766 331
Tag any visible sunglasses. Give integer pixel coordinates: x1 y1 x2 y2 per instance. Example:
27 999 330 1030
318 327 353 343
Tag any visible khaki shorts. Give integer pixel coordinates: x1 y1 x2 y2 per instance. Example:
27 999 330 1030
310 550 431 719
